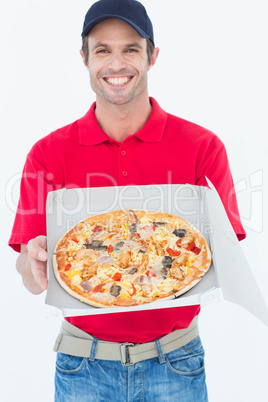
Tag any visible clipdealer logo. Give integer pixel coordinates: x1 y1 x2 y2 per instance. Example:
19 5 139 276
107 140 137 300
5 170 264 233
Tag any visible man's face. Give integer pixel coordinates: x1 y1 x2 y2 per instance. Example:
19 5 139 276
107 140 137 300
83 18 156 106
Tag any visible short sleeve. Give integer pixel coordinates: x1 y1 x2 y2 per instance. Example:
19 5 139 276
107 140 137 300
8 149 54 252
195 136 246 241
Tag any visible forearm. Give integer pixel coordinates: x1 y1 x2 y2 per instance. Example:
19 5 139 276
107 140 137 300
16 250 44 295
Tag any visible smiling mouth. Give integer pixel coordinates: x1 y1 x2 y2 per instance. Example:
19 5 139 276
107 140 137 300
103 76 133 86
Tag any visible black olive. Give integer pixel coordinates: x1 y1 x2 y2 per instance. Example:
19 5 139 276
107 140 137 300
153 221 167 226
172 229 187 238
160 267 168 279
110 284 121 297
162 256 173 264
129 223 137 232
162 256 174 268
83 240 107 250
129 268 138 275
164 263 172 268
138 249 146 254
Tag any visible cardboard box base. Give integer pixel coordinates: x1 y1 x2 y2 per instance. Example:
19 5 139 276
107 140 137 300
45 183 268 327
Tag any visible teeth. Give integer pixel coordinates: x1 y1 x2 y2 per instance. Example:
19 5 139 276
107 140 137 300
106 77 130 85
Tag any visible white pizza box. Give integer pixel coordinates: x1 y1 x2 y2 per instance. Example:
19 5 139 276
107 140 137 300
45 182 268 327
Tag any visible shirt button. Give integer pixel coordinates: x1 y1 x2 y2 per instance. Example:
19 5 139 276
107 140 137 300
122 171 128 176
121 150 126 156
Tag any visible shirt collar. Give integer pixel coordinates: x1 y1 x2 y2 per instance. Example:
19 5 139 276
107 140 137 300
78 97 167 146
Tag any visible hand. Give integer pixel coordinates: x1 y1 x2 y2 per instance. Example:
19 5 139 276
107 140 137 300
26 235 48 291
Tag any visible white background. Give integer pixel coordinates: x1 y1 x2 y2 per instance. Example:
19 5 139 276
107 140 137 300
1 1 267 401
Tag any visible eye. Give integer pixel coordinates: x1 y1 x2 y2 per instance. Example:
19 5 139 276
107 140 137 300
126 48 138 53
96 49 109 54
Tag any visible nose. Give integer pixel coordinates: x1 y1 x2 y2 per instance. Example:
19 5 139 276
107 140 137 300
107 51 127 71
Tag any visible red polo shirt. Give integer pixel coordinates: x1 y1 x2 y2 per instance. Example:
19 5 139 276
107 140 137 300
9 98 245 343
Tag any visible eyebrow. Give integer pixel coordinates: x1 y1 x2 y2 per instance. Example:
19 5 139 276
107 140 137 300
92 42 109 50
91 42 144 51
125 43 143 49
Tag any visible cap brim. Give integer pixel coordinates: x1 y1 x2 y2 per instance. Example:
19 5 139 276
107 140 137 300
81 14 153 45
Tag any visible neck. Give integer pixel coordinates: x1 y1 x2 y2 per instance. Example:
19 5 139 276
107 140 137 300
94 95 152 142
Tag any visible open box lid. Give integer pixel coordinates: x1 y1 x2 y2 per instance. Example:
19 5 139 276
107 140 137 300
45 182 268 327
204 180 268 326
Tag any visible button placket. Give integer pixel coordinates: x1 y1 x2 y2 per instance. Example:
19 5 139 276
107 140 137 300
117 139 133 184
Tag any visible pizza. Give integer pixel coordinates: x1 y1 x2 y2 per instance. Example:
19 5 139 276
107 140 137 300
53 210 211 308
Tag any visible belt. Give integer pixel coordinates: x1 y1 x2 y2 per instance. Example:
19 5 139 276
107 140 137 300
53 316 199 366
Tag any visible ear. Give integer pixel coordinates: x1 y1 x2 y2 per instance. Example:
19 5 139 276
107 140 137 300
80 49 89 70
147 47 160 71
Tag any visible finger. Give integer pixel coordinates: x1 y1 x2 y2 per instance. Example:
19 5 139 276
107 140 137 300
37 273 48 291
31 260 48 289
39 277 48 291
28 246 48 262
35 235 47 250
27 236 47 253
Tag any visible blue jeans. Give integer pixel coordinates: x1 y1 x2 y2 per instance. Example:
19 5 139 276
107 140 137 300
55 335 208 401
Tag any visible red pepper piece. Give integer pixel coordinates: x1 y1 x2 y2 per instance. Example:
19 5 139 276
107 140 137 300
166 248 181 257
71 236 79 243
187 242 196 251
187 242 201 254
131 283 137 296
92 225 102 233
192 247 201 255
64 263 72 271
145 270 150 276
112 273 122 282
92 283 105 293
107 244 113 254
152 224 157 231
176 239 182 248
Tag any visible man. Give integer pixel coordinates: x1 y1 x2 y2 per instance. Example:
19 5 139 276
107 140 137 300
9 0 246 401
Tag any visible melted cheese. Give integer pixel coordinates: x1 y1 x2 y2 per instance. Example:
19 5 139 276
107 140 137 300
188 255 198 266
66 267 82 279
139 216 151 224
71 274 83 287
97 266 117 279
116 281 132 292
120 293 131 300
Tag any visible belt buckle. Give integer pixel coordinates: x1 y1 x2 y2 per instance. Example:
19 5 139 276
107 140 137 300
119 342 135 366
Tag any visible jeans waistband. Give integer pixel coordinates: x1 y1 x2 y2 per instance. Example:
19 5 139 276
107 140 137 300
53 316 199 366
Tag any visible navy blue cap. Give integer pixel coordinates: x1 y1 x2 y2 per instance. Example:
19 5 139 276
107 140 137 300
81 0 154 46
